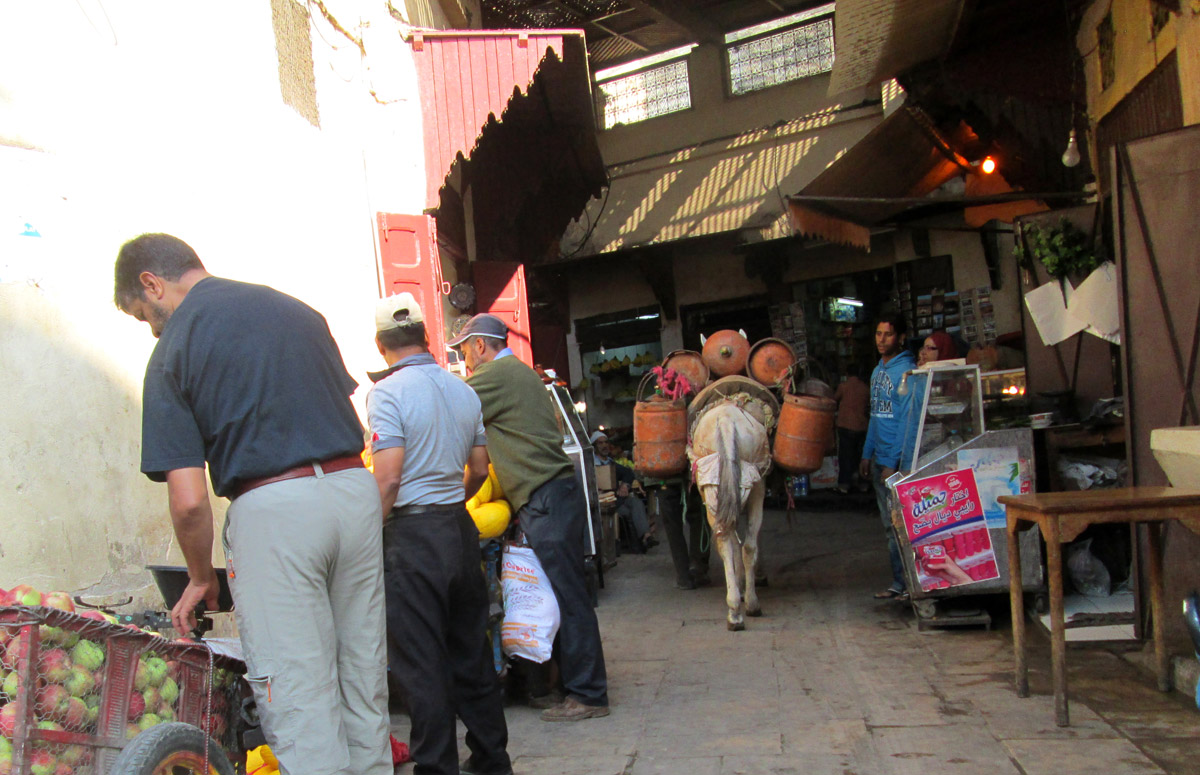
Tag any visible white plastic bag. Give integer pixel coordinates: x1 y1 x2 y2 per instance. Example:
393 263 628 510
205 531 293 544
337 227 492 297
500 545 561 663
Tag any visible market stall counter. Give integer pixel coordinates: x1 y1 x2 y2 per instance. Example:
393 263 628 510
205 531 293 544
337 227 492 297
885 363 1044 628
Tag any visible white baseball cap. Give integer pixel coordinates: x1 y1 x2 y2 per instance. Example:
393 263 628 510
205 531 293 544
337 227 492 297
375 293 424 332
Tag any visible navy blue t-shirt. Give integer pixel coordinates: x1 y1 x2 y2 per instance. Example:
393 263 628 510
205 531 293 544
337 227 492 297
140 277 364 498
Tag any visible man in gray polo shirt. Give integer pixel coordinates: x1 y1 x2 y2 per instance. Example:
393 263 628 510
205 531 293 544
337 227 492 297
367 294 511 775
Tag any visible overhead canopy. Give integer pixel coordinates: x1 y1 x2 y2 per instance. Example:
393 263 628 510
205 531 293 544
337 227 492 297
789 106 966 232
409 29 607 264
827 0 964 94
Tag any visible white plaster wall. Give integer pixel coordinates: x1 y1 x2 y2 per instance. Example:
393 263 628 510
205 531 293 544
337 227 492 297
0 1 427 604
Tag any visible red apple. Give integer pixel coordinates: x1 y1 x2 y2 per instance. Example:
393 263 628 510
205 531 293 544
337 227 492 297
164 660 181 682
58 743 88 767
58 697 86 730
8 586 42 608
68 641 103 673
76 611 106 624
32 721 62 750
53 762 73 775
125 723 140 740
28 750 55 775
1 639 31 671
126 691 145 721
40 593 74 615
35 684 69 718
38 649 72 684
0 736 13 775
0 702 23 738
64 667 93 698
0 588 12 606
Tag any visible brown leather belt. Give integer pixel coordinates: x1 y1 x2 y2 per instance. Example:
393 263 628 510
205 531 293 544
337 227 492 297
232 454 365 499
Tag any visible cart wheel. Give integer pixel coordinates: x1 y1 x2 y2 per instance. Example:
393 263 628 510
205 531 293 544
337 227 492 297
914 599 938 619
108 722 235 775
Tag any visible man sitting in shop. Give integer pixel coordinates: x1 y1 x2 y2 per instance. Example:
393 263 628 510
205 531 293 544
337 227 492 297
590 431 656 552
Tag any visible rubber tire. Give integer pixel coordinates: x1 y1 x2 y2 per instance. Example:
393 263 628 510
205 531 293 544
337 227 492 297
108 722 235 775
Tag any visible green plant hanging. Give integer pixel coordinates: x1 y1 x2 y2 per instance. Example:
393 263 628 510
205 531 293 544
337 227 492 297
1014 218 1099 280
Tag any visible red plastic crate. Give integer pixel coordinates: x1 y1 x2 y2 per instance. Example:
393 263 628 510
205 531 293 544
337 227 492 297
0 605 244 775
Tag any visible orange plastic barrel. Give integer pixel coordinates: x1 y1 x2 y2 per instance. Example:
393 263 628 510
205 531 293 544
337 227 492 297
747 338 796 388
772 393 836 474
701 330 750 378
632 374 688 477
662 350 709 395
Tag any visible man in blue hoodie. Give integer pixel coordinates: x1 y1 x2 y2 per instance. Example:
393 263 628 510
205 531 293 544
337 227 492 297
859 313 916 601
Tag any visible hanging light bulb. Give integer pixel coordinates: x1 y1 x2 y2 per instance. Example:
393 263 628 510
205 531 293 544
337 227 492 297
1061 129 1081 168
599 343 606 355
980 156 996 174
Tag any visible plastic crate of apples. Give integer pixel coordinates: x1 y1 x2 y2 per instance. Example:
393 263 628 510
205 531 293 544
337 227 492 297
1 584 242 775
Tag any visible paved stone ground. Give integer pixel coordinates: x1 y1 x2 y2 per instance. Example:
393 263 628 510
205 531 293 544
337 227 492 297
392 501 1200 774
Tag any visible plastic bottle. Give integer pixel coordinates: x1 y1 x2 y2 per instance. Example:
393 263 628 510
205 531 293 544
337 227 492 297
799 474 809 497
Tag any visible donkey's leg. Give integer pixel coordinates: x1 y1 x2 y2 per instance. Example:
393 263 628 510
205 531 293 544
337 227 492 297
743 480 765 617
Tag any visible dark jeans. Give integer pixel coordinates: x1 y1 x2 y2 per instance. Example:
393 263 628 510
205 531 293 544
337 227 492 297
655 484 710 586
871 462 907 593
384 508 510 775
518 476 609 707
837 427 867 488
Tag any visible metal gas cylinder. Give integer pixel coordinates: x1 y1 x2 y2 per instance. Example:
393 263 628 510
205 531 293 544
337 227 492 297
747 338 797 388
632 374 688 478
701 330 750 378
773 393 836 474
661 349 710 395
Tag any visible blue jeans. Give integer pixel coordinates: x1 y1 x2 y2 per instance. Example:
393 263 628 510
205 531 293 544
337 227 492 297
871 461 907 593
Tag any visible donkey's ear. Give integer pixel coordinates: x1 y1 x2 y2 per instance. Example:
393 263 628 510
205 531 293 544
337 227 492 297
738 328 748 339
699 333 708 346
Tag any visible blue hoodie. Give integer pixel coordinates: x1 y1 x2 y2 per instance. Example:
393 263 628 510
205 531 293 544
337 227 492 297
861 348 917 469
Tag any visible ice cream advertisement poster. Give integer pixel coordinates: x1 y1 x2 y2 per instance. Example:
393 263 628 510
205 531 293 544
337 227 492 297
897 468 1000 592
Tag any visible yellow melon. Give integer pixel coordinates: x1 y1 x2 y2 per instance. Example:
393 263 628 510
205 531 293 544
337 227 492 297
470 500 511 539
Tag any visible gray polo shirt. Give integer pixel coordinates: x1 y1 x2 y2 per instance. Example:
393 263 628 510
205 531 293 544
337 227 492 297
366 353 486 509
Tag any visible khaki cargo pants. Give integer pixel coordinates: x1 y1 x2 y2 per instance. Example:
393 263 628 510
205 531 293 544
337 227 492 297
224 466 390 775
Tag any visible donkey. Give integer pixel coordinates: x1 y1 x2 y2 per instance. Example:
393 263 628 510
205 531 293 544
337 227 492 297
689 399 772 631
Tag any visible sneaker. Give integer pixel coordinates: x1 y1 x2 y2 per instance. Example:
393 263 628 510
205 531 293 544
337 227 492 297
540 696 610 722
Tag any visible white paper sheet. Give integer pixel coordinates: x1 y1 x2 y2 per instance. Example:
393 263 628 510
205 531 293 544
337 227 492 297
1068 263 1122 344
1025 281 1087 346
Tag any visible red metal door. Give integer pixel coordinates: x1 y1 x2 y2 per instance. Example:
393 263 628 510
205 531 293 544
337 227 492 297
473 262 533 366
377 213 448 367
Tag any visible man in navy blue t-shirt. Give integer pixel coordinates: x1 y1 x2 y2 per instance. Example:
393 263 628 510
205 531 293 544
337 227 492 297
114 233 391 775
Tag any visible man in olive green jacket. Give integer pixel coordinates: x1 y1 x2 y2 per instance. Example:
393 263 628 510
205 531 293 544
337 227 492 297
451 314 610 722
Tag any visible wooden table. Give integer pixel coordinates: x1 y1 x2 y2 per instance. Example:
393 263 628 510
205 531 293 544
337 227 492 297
999 487 1200 726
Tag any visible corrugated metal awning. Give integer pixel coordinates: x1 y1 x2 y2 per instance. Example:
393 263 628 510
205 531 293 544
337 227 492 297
790 106 966 229
827 0 963 95
409 29 600 209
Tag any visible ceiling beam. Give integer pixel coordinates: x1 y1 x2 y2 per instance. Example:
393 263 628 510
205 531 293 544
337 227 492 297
624 0 726 45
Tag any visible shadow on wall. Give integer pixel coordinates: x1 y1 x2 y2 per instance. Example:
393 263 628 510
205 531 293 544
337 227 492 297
0 283 187 608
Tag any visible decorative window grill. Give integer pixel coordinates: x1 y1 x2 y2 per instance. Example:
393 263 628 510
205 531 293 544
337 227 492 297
727 16 834 96
1098 12 1116 91
595 58 692 129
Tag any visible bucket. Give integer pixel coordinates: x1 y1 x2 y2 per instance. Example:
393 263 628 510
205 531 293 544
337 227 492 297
701 330 750 378
772 358 836 474
662 349 709 395
747 337 796 388
632 373 688 478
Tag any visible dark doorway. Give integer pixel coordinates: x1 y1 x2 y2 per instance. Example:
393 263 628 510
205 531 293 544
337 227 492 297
680 295 772 351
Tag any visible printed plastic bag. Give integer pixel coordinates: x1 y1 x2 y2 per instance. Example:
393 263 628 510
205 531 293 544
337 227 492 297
500 545 561 663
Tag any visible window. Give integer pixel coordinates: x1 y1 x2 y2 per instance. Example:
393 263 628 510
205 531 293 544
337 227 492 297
594 46 695 129
726 4 836 96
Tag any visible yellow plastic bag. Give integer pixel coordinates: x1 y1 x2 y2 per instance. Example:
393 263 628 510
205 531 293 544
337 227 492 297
247 745 279 775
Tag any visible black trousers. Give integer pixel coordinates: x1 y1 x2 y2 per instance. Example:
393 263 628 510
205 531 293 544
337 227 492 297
837 427 867 488
384 508 510 775
518 476 609 707
656 484 710 586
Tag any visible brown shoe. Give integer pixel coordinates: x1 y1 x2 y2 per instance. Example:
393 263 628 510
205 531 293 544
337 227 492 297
540 696 610 722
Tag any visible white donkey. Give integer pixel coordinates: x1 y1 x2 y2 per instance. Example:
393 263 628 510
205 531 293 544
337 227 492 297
689 395 774 630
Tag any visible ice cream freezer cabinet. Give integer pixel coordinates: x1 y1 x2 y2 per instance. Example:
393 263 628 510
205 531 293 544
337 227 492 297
884 364 1044 626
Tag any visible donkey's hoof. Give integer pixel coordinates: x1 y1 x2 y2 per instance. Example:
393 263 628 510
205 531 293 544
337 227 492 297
746 607 763 617
727 620 745 631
